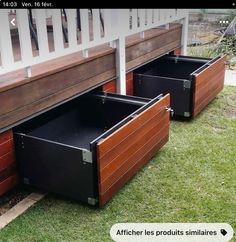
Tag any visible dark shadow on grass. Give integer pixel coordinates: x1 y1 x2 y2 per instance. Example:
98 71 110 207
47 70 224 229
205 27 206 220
43 193 100 210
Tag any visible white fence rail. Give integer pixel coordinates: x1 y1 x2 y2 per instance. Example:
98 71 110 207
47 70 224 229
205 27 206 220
0 9 188 75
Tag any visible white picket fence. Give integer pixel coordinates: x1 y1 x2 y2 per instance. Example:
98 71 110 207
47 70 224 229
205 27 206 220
0 9 188 79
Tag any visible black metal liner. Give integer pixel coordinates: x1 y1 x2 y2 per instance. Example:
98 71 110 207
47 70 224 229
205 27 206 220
90 93 163 148
14 133 96 203
13 91 162 205
14 92 151 150
191 55 222 75
133 54 219 117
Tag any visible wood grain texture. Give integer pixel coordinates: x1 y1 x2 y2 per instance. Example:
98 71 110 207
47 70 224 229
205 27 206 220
0 130 13 143
0 129 17 196
193 55 226 118
173 47 182 55
0 173 18 196
0 24 180 93
0 152 15 172
126 40 181 72
100 117 169 194
102 80 116 93
0 139 14 157
102 72 134 94
126 72 133 95
0 163 16 182
97 94 170 206
126 27 181 62
99 134 169 206
0 54 115 116
0 24 181 131
0 46 114 92
0 69 116 129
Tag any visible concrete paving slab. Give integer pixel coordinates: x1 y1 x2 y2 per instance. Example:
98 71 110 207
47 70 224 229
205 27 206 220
0 192 45 229
224 70 236 86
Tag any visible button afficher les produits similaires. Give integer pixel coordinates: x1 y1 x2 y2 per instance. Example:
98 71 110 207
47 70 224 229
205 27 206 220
110 223 234 242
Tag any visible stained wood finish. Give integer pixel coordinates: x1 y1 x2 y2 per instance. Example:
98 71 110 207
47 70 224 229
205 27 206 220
0 152 15 172
0 130 13 143
173 47 182 55
1 69 116 129
0 173 18 196
97 94 170 206
102 80 116 93
0 53 115 118
126 72 133 95
193 55 226 117
0 139 14 157
0 24 181 131
126 26 181 71
0 163 16 182
0 129 17 196
102 72 134 95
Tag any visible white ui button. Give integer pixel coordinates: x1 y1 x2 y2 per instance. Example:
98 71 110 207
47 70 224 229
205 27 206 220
10 18 16 26
110 223 234 242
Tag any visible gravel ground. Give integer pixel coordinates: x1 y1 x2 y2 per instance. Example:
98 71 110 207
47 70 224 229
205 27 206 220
0 186 31 216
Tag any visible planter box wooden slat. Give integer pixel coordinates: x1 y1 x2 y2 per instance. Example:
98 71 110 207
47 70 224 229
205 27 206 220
14 92 170 207
133 54 226 118
97 95 170 205
193 55 226 117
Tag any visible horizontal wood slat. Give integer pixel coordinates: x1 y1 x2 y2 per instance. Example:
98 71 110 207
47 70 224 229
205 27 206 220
194 78 224 117
0 24 181 132
0 129 17 196
126 27 181 62
0 173 18 196
193 55 226 118
98 94 170 158
194 56 226 88
100 119 169 194
100 115 168 183
0 54 115 117
126 72 133 81
97 94 170 206
99 101 169 171
99 134 169 206
126 40 181 72
102 80 116 93
0 130 13 143
194 69 225 108
1 69 116 129
126 72 133 95
100 113 169 174
173 47 182 55
0 163 16 182
0 151 15 172
0 139 14 157
102 72 134 94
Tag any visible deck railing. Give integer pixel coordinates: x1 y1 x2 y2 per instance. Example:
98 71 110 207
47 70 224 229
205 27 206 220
0 9 188 92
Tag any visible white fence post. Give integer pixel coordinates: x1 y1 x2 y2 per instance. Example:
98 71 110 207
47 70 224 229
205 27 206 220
0 9 188 75
181 10 189 55
91 9 101 42
65 9 77 50
51 9 64 53
0 10 14 69
131 9 138 32
115 9 128 95
34 9 50 57
16 10 33 65
80 9 89 57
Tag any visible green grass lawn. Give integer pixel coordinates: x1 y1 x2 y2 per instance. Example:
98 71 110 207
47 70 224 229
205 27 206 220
0 86 236 242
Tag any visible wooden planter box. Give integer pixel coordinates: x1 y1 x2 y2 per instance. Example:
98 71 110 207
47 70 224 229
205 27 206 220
14 92 170 207
133 54 226 118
